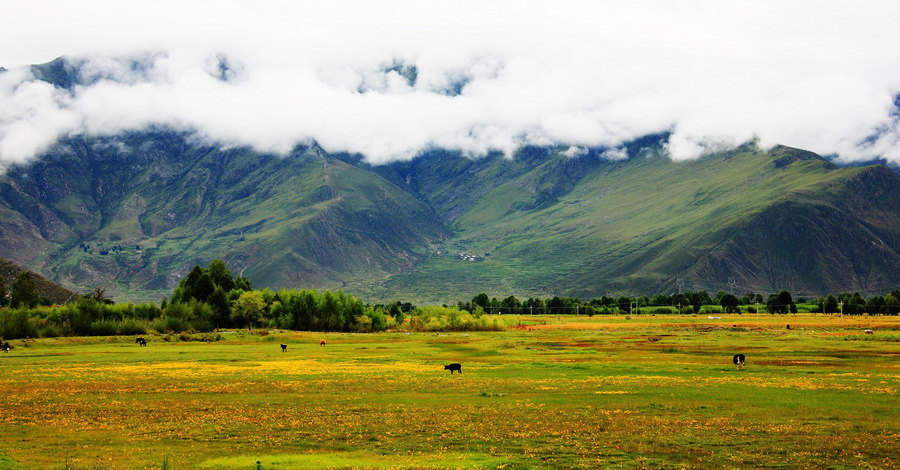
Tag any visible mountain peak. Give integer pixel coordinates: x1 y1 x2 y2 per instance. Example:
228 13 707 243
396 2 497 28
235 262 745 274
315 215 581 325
768 145 835 169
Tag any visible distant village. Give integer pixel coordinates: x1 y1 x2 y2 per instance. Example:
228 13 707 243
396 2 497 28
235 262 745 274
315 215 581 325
458 252 489 262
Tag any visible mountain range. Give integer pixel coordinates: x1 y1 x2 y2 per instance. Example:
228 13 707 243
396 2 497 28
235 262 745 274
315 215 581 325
0 57 896 302
0 128 896 303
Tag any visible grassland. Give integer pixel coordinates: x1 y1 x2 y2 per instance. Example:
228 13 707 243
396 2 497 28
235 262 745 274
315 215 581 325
0 314 897 469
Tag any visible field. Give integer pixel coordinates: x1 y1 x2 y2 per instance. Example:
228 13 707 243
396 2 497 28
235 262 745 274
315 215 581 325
0 314 897 469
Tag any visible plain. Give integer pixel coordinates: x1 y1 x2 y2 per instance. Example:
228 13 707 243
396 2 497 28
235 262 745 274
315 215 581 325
0 314 897 469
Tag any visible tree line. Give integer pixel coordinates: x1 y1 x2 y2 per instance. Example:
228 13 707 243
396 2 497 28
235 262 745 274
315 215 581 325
0 260 896 340
0 260 499 339
452 289 900 315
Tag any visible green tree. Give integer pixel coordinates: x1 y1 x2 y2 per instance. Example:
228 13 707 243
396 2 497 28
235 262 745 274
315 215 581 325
500 296 520 314
231 291 266 327
823 294 839 314
883 293 898 315
10 272 39 309
715 290 727 304
616 296 632 312
207 286 230 327
547 296 566 314
234 276 252 291
851 292 866 315
320 291 340 330
207 259 236 292
719 293 741 313
0 276 6 307
864 296 884 314
670 293 688 309
741 292 755 304
472 293 490 309
650 293 670 307
766 291 794 314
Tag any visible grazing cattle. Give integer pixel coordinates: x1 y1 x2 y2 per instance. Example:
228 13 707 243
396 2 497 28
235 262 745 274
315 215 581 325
320 340 326 346
280 344 287 353
135 337 147 347
1 342 10 352
786 324 791 330
444 363 462 374
864 329 874 335
732 354 745 369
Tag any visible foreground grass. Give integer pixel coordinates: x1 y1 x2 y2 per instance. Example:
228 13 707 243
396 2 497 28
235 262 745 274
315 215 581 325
0 314 897 469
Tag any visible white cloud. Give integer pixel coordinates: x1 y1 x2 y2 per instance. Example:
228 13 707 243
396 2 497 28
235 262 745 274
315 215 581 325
564 146 588 159
600 147 628 161
0 0 899 165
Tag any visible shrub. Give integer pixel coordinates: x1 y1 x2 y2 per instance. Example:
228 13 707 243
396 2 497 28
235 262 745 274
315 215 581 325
153 315 187 333
641 306 678 315
90 319 119 336
36 322 67 338
0 310 37 339
369 309 388 332
116 318 148 336
407 306 505 332
353 314 373 333
698 305 724 314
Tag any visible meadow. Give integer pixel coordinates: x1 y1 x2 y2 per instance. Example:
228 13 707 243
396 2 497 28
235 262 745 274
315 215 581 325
0 314 897 469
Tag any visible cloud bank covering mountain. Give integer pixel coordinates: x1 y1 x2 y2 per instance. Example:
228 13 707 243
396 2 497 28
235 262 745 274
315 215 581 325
1 1 899 166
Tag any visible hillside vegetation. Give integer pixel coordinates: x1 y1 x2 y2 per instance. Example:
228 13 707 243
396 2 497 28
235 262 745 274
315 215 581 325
0 132 447 301
370 143 898 301
0 131 896 302
0 258 75 304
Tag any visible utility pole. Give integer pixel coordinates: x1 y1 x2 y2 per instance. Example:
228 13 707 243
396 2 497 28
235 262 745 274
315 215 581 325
839 301 843 316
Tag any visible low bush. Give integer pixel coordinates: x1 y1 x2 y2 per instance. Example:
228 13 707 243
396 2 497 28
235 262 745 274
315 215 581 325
698 305 724 314
407 306 504 332
0 310 37 339
640 306 679 315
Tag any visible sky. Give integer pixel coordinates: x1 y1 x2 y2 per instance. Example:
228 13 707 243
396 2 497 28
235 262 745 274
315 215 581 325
1 0 899 165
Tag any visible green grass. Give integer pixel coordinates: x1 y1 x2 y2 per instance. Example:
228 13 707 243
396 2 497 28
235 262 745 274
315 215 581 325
0 314 896 469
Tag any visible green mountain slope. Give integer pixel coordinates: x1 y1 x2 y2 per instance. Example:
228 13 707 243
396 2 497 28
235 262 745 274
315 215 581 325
0 131 895 302
363 144 898 301
0 257 77 304
0 132 448 301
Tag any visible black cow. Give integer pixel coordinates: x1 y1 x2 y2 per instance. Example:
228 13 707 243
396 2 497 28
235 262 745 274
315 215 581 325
136 337 147 347
444 363 462 374
1 342 10 352
281 344 287 353
732 354 745 369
